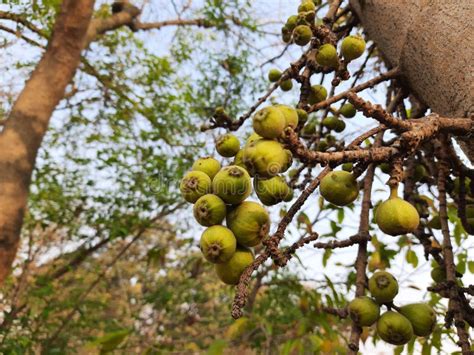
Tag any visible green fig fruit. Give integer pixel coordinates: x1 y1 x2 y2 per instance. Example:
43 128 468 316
298 1 316 12
268 68 282 82
280 79 293 91
215 246 254 285
216 133 240 158
320 171 359 206
340 103 356 118
227 201 270 247
341 35 366 61
233 149 246 169
316 43 339 68
283 187 294 202
212 165 252 205
180 171 212 203
302 119 318 135
281 26 292 43
399 303 436 337
243 140 292 177
379 163 391 174
274 104 299 129
293 25 312 46
342 163 353 172
427 215 441 230
368 271 399 304
296 109 308 124
431 266 447 283
375 191 420 236
348 296 381 327
254 175 292 206
200 225 237 263
334 119 346 133
286 15 298 31
308 85 328 105
322 116 339 130
413 165 427 182
326 134 336 145
316 139 328 151
192 157 221 180
253 106 286 139
193 194 227 226
377 311 414 345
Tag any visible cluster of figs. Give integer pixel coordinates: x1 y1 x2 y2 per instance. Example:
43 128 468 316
348 271 437 345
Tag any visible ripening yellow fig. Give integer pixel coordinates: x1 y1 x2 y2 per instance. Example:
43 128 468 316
226 201 270 247
192 157 221 180
212 166 252 205
243 140 292 177
216 133 240 157
348 296 380 327
298 1 316 13
274 104 299 129
308 85 328 104
293 25 312 46
319 171 359 206
375 188 420 236
376 311 414 345
193 194 226 226
253 106 286 139
200 225 236 264
180 171 212 203
316 44 339 68
341 35 366 61
215 246 254 285
254 175 292 206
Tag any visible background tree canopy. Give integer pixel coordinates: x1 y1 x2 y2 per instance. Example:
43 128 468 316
0 0 472 354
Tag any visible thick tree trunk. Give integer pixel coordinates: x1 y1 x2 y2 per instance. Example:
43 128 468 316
349 0 473 161
0 0 95 284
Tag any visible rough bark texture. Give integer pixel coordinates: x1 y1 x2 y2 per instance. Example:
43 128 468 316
350 0 474 161
0 0 95 284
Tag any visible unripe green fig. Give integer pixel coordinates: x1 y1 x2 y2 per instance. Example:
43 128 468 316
216 133 240 157
379 163 391 174
298 1 316 12
431 266 447 283
268 69 282 82
399 303 436 337
308 85 328 105
227 201 270 247
200 225 237 263
368 271 399 304
316 44 339 68
326 134 336 145
348 296 380 327
341 35 366 61
342 163 353 172
180 171 212 203
322 116 339 130
212 166 252 205
340 103 357 118
193 194 226 226
281 26 292 43
215 246 254 285
293 25 312 46
316 139 328 151
253 106 286 139
312 0 322 5
334 119 346 133
286 15 298 31
413 165 427 182
375 190 420 236
254 175 292 206
283 187 294 202
233 149 246 169
192 157 221 180
302 119 317 135
280 79 293 91
243 140 292 177
427 215 441 230
296 109 308 124
377 311 414 345
274 104 299 129
320 171 359 206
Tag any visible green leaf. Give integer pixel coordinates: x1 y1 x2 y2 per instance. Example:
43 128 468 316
406 249 418 268
207 339 227 355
